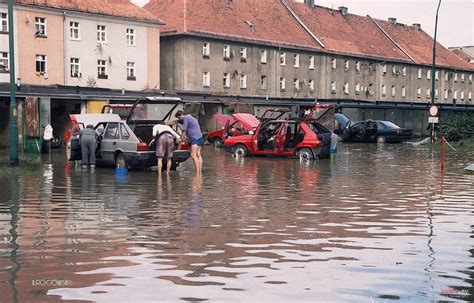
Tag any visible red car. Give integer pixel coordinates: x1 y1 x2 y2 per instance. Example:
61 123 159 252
207 113 260 147
223 104 335 160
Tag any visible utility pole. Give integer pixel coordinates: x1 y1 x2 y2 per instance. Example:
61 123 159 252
8 0 19 166
430 0 442 144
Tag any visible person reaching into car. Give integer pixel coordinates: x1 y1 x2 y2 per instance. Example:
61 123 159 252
150 121 180 176
80 124 98 169
175 110 203 174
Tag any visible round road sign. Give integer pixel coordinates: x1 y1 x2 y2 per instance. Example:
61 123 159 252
429 105 439 117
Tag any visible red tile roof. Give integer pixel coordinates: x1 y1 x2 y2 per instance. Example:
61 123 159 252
145 0 322 50
15 0 164 24
373 19 474 71
450 49 473 64
286 1 410 62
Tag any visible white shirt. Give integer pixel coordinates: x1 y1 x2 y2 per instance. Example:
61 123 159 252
152 124 180 139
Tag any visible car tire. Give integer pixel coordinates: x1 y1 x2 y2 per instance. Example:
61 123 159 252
376 136 386 144
297 148 314 160
115 152 127 169
233 144 248 157
51 136 62 148
213 137 224 148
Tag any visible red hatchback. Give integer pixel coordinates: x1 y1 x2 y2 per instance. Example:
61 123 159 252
207 113 260 147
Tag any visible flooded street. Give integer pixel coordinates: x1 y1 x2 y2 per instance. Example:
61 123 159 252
0 144 473 302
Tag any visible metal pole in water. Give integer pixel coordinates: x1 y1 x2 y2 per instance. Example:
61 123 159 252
8 0 19 166
430 0 442 144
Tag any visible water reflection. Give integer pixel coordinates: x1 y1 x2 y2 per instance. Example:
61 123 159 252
0 144 472 302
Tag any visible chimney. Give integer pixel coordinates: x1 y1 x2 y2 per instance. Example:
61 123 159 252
413 23 421 30
388 17 397 25
338 6 348 16
304 0 315 7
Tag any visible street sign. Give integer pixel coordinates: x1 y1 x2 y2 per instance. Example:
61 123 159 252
429 116 439 124
429 105 439 117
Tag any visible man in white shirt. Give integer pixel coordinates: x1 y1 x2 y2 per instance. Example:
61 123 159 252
150 122 180 175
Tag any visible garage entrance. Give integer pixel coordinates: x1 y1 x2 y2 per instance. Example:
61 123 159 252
51 99 83 148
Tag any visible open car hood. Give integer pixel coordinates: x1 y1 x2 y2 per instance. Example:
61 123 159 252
126 96 182 125
233 113 260 130
215 114 237 128
69 114 121 127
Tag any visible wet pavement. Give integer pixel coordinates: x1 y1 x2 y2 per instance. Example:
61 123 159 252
0 144 473 302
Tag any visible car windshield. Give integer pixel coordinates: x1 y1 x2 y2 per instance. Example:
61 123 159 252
379 121 400 129
128 103 178 122
104 106 132 119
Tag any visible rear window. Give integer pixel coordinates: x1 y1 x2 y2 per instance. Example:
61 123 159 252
379 121 400 129
129 103 179 121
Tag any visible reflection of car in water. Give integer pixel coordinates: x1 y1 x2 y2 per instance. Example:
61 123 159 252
335 113 413 143
207 113 260 147
67 97 191 170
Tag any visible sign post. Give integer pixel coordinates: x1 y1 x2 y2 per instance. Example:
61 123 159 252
428 105 439 144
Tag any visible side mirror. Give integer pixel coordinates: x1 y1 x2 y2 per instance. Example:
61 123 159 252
249 130 254 135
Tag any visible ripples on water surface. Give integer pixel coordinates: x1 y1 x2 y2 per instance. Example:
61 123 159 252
0 144 473 302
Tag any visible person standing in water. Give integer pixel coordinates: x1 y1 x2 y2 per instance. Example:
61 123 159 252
80 124 98 169
150 122 180 176
175 111 203 174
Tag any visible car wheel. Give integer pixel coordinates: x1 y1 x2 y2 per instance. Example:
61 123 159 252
213 137 224 147
376 136 386 144
233 144 248 157
115 152 127 169
51 136 62 148
297 148 314 160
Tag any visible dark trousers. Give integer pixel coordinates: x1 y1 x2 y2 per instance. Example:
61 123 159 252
81 137 96 166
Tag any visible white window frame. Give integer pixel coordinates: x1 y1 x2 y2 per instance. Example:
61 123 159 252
279 52 286 66
460 90 464 100
461 73 465 82
417 87 421 98
331 58 336 69
391 85 396 97
468 91 472 101
381 84 386 96
444 89 448 100
202 42 210 57
69 21 80 40
392 65 397 75
294 78 300 90
426 88 431 98
260 49 267 64
126 28 136 46
469 74 472 83
223 45 230 59
355 61 361 72
427 70 431 80
344 60 350 71
0 12 7 32
355 83 360 94
202 71 210 87
402 86 406 98
97 59 107 78
382 64 387 75
240 47 247 61
402 67 407 76
417 68 422 79
0 52 9 72
435 89 439 99
240 73 247 89
453 90 458 100
343 82 349 94
280 77 286 91
127 62 136 80
260 75 267 90
97 25 107 43
35 54 47 73
35 17 47 36
435 70 439 80
70 57 80 78
294 54 300 67
444 72 449 81
309 79 314 91
331 81 336 93
454 73 458 82
223 73 230 88
309 55 315 70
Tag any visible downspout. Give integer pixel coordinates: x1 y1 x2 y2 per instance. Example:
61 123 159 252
280 0 325 48
368 15 415 63
63 11 67 85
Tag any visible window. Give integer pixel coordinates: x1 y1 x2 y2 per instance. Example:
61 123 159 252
309 55 314 70
0 52 8 72
223 73 230 88
280 77 286 91
355 61 361 72
240 47 247 61
469 74 472 83
444 72 449 81
444 89 448 100
402 67 407 76
126 28 135 46
460 90 464 100
344 60 349 71
331 58 336 69
402 86 406 98
34 17 46 37
469 91 472 101
331 81 336 93
240 73 247 89
97 60 107 79
120 124 130 140
453 90 458 100
70 58 80 78
279 52 286 66
343 82 349 95
391 85 396 97
417 68 422 79
127 62 136 80
392 65 397 75
202 71 210 87
355 83 360 94
104 123 120 140
435 89 439 99
1 13 8 32
382 64 387 75
97 25 107 43
461 73 465 82
294 54 300 67
381 84 386 96
426 70 431 80
70 22 80 40
260 50 267 63
294 78 300 90
260 75 267 90
223 45 230 59
35 54 46 73
309 79 314 91
417 87 421 98
426 88 431 98
435 70 439 80
454 73 458 82
202 42 210 57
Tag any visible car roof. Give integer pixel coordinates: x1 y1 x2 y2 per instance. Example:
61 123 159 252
70 114 122 126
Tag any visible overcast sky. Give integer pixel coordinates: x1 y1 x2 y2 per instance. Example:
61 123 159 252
132 0 473 47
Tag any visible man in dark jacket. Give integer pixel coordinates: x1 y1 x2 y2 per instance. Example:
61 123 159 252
80 125 98 168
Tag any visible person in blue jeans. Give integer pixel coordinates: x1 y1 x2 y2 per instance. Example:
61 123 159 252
175 110 203 173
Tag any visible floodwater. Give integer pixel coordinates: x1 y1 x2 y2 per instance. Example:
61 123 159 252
0 144 473 302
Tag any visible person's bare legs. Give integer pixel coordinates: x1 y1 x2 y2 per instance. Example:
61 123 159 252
157 157 163 177
197 145 203 173
166 157 172 175
191 145 200 173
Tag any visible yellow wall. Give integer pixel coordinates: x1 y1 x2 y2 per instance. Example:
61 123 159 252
86 100 108 113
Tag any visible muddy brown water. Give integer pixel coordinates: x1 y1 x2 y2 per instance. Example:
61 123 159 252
0 144 473 302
